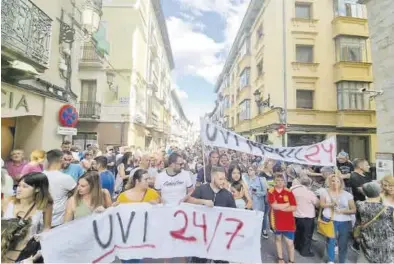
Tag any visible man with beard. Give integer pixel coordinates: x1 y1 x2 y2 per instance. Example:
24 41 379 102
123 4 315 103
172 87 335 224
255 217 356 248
187 166 236 263
155 152 193 205
61 151 85 181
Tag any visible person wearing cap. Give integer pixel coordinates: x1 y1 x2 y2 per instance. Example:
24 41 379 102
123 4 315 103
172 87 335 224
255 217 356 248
356 182 394 263
336 151 354 191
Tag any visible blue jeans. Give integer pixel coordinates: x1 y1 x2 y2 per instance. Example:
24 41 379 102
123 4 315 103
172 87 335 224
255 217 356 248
326 220 351 263
263 198 270 232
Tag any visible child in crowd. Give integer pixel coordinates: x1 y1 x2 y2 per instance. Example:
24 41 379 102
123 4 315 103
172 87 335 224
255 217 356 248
231 181 246 209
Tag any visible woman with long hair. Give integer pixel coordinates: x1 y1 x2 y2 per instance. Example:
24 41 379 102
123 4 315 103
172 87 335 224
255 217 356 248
243 165 268 238
2 172 53 262
20 150 46 176
227 163 252 209
115 152 134 194
116 169 159 204
115 169 159 264
64 171 112 222
320 174 356 264
381 175 394 207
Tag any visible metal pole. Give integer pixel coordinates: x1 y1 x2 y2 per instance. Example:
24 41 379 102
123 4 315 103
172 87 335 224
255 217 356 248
282 0 288 147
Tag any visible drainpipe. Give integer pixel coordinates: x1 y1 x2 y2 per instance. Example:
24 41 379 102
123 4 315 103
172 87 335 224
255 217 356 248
282 0 288 147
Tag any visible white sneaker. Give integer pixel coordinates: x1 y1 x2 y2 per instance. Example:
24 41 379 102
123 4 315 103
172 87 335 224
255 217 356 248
328 262 335 264
335 246 338 255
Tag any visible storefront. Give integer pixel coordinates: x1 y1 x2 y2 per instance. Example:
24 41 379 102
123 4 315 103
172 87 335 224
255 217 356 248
1 82 67 159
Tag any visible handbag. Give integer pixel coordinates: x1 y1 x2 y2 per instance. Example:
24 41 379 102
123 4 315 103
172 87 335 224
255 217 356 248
1 203 36 261
353 206 387 242
15 236 43 263
317 207 335 238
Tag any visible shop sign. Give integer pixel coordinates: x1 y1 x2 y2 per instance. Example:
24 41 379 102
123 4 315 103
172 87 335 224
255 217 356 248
1 86 44 118
57 126 78 136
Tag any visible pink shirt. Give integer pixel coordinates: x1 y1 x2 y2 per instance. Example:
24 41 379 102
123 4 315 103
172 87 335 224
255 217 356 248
6 161 27 180
20 163 43 176
291 184 318 218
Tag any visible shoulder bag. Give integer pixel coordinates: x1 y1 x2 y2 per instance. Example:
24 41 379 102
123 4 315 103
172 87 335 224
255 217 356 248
317 192 335 238
353 206 387 242
1 203 36 261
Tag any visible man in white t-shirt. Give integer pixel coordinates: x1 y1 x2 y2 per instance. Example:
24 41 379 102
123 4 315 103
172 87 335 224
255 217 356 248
155 152 193 205
44 149 76 227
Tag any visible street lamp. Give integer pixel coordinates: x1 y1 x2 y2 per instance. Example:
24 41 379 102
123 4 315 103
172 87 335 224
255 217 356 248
253 90 271 114
58 0 103 101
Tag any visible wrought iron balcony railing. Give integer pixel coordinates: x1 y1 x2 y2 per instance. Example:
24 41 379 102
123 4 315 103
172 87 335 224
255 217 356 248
78 101 101 119
80 42 104 63
1 0 52 71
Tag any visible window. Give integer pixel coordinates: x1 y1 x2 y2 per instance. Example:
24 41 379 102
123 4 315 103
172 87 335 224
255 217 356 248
239 37 250 57
288 134 326 147
333 0 367 18
337 81 369 110
257 60 264 76
296 45 314 63
295 2 312 19
256 25 263 42
296 90 314 109
239 68 250 90
224 96 230 108
81 80 97 101
238 99 251 121
336 37 367 62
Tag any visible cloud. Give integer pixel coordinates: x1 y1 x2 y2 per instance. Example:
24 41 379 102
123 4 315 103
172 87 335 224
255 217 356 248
166 16 224 84
167 0 250 84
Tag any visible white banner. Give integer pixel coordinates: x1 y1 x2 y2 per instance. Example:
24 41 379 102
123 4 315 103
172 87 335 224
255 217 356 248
40 203 263 263
200 119 336 166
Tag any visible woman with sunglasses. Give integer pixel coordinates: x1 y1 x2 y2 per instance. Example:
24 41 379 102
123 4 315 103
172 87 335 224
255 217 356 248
80 151 94 171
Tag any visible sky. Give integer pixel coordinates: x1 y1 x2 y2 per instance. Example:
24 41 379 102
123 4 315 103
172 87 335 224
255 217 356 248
161 0 250 129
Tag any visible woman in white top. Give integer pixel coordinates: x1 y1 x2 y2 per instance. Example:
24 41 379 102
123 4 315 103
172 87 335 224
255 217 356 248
2 172 52 262
320 174 356 264
381 175 394 207
226 163 252 209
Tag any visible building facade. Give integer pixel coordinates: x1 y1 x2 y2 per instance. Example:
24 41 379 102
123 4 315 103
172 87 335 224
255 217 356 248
360 0 394 154
1 0 92 159
74 0 174 151
212 0 377 162
169 89 192 148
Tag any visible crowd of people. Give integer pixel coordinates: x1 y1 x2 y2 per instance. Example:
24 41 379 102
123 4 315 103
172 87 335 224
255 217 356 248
1 140 394 263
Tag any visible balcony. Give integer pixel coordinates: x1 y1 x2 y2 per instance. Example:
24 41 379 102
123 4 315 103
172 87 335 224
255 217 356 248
238 55 251 72
332 16 369 39
291 18 319 35
79 42 104 68
336 110 376 128
1 0 52 72
291 62 320 78
334 61 373 83
78 101 101 119
234 120 251 133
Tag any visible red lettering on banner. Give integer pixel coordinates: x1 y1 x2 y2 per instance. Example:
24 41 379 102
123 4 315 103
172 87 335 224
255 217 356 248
193 211 207 244
206 212 223 252
320 142 334 163
224 218 244 249
169 210 197 242
304 145 321 164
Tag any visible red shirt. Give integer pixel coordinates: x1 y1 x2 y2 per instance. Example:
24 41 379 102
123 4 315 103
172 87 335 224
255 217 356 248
268 187 297 232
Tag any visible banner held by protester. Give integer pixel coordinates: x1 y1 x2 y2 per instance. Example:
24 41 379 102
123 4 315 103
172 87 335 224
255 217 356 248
40 203 263 263
200 118 336 167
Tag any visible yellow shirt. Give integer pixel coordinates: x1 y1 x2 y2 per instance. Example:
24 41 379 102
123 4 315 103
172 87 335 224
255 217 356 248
117 188 159 204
